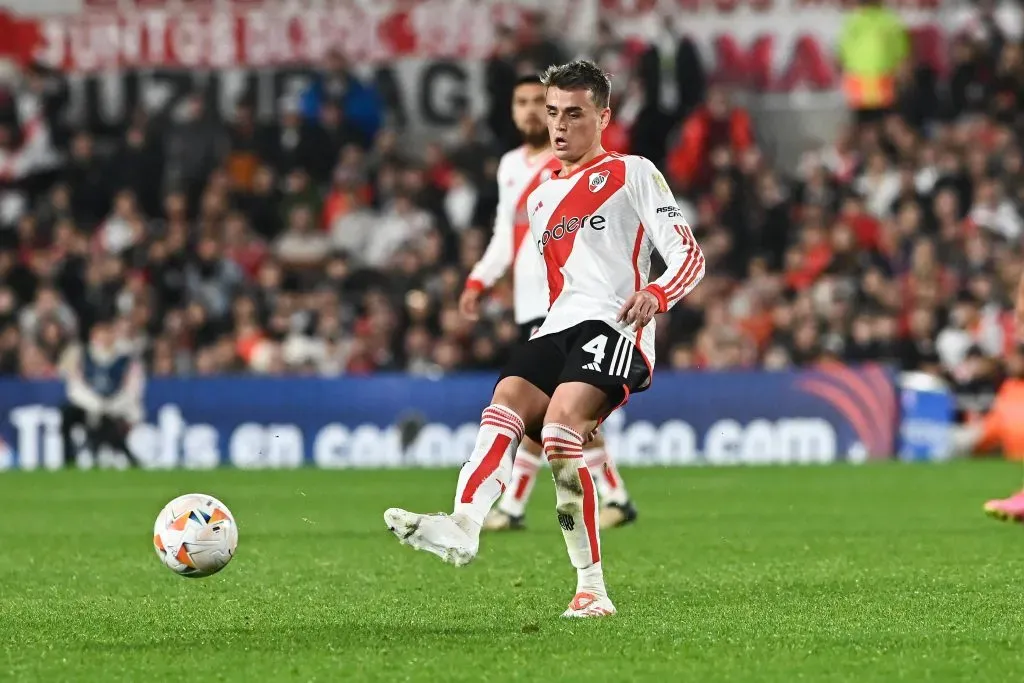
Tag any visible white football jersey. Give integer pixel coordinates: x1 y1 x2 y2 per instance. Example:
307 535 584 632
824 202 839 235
466 146 562 324
527 152 705 370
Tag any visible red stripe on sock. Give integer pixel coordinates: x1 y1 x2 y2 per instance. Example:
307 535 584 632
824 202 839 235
482 409 522 428
579 465 600 564
543 427 585 461
543 444 583 459
482 415 523 436
546 452 583 460
483 407 524 431
460 434 512 504
544 436 582 448
481 409 524 439
603 463 619 490
482 417 523 438
543 439 583 453
513 472 534 500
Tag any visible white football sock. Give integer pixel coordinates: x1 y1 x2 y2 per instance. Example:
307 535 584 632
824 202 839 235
453 405 525 537
584 445 629 506
576 561 606 597
497 443 543 518
542 423 606 597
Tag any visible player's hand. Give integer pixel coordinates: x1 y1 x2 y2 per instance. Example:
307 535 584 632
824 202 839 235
459 288 482 321
617 290 660 328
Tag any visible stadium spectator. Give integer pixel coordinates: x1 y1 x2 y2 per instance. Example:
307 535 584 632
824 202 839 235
58 315 144 468
485 26 523 153
838 0 909 125
299 49 382 148
666 86 754 192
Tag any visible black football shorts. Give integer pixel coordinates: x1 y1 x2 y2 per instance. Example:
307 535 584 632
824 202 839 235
518 318 546 344
498 320 652 409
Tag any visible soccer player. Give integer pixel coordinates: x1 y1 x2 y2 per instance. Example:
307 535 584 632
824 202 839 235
385 60 705 617
459 74 637 532
983 270 1024 521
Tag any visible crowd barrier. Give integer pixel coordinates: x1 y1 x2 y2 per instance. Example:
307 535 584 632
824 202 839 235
0 364 955 470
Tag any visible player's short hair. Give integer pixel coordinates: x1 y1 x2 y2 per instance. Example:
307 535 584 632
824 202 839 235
514 74 543 88
540 59 612 109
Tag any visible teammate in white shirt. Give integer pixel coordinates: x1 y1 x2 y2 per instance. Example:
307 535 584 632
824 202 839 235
459 74 637 532
386 60 705 618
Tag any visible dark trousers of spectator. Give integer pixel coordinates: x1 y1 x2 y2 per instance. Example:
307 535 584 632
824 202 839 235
60 404 140 469
853 106 891 127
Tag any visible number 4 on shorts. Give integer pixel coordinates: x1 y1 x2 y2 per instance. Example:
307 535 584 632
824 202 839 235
582 333 633 378
581 334 607 371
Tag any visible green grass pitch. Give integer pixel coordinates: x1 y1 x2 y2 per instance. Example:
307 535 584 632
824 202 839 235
2 462 1024 682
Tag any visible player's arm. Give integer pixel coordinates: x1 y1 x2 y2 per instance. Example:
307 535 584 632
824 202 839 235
619 158 706 328
460 166 516 320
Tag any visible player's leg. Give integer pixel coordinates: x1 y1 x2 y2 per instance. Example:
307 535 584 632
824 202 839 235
947 420 1024 522
483 318 552 531
483 436 543 530
451 376 549 531
97 416 141 468
385 337 560 565
543 322 652 616
542 381 618 617
59 403 87 469
582 432 638 529
385 376 548 565
985 489 1024 521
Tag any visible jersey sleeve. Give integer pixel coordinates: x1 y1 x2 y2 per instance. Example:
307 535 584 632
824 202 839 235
625 157 706 312
465 157 516 292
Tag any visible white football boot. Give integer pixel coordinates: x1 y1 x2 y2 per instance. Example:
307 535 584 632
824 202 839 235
482 509 527 531
384 508 478 567
560 591 617 618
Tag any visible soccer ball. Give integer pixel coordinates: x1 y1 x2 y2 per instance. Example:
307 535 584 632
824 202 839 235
153 493 238 578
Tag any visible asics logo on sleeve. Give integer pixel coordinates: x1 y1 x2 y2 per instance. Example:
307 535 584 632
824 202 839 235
538 214 607 249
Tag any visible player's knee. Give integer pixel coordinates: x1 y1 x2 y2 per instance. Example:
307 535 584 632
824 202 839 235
492 376 548 433
545 382 607 436
543 405 573 431
543 402 593 439
491 379 520 410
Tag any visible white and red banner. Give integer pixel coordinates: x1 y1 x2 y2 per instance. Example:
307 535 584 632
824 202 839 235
8 0 584 70
6 0 954 84
0 0 959 133
603 0 952 94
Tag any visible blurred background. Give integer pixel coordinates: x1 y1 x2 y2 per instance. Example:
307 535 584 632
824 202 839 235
0 0 1020 469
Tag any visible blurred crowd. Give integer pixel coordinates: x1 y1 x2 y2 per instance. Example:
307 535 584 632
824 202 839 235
1 3 1024 421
